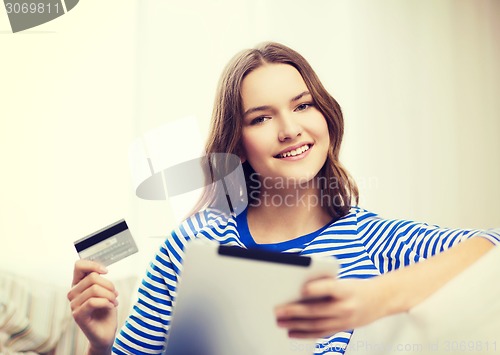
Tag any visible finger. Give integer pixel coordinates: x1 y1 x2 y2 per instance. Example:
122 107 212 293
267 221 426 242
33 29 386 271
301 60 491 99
72 259 108 286
69 281 119 311
277 317 344 336
303 273 334 283
275 299 337 320
287 328 344 339
301 277 338 299
72 297 115 323
68 272 117 302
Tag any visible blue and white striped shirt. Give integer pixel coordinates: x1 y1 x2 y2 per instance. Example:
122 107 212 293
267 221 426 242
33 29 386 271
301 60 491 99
112 207 500 355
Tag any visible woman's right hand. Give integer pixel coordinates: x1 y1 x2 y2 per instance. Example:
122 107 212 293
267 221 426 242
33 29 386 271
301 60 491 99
67 260 119 354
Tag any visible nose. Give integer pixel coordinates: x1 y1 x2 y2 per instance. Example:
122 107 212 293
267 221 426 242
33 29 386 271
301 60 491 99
277 115 302 142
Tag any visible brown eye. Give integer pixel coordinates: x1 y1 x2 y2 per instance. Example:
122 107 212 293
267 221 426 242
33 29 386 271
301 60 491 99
250 116 270 125
295 103 313 112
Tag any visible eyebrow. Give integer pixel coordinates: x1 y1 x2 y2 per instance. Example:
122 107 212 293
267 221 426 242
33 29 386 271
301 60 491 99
243 91 311 117
291 90 311 102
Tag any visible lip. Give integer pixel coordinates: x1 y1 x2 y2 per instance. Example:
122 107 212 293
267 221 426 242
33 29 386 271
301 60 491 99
274 143 313 159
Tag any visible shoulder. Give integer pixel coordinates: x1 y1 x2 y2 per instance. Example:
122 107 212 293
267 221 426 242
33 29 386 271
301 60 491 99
149 208 241 276
318 206 381 235
328 206 414 237
175 208 238 239
347 206 422 234
348 206 380 220
334 206 381 227
164 208 241 253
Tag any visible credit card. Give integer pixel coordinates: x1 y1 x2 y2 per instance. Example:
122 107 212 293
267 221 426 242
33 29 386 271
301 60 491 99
74 219 138 266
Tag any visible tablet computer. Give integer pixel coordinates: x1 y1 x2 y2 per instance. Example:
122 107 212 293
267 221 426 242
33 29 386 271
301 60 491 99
163 240 339 355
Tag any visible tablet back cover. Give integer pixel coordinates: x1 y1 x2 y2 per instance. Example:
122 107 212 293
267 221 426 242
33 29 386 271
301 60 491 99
164 240 339 355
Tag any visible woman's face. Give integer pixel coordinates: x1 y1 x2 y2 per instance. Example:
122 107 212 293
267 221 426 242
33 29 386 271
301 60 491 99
240 63 330 186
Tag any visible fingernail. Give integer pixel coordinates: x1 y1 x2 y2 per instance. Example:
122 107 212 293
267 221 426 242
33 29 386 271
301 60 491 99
302 285 311 297
277 320 286 327
99 266 108 273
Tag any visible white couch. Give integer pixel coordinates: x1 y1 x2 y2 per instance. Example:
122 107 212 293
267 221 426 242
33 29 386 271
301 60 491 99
345 246 500 355
0 271 138 355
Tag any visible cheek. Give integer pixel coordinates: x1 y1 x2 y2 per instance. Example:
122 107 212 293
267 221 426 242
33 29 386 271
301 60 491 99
241 132 264 160
310 114 330 143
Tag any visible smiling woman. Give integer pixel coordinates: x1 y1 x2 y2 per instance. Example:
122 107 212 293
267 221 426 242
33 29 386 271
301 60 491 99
202 43 359 224
67 42 500 355
240 64 331 202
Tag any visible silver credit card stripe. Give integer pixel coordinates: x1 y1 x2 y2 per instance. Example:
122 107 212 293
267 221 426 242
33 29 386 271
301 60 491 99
86 244 138 260
79 237 118 259
88 247 139 266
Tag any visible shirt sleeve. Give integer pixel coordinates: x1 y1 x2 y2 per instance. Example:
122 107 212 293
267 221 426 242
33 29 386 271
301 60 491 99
356 209 500 274
112 238 178 355
111 209 223 354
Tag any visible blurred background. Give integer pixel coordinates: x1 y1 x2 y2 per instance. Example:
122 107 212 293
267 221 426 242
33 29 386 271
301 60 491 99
1 0 499 286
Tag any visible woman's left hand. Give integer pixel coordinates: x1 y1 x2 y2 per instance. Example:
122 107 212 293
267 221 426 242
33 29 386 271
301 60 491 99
275 238 495 339
274 277 388 338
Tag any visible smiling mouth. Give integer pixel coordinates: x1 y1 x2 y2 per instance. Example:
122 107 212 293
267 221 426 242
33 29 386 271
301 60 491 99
274 144 312 159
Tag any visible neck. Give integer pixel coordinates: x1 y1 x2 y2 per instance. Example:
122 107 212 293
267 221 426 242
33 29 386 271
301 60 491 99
246 184 332 243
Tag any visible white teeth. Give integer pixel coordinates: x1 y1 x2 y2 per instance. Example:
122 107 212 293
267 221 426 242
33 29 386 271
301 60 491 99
279 144 310 158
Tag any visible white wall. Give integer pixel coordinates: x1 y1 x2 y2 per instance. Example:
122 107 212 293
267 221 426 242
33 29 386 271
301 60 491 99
1 0 499 286
0 1 140 285
135 0 500 228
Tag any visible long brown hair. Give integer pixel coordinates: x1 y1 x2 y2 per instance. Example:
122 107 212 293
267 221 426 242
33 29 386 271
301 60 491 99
194 42 358 221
